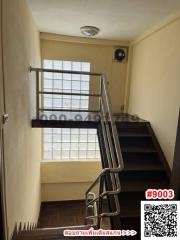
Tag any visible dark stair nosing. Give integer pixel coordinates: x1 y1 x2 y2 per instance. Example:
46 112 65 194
32 119 99 129
121 179 169 192
119 133 151 137
123 158 164 171
119 169 167 175
124 165 165 171
122 148 157 153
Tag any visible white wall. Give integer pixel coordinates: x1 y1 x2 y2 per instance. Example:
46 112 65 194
128 16 180 169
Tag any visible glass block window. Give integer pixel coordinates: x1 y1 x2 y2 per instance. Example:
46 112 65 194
43 60 90 110
44 128 101 161
42 60 101 161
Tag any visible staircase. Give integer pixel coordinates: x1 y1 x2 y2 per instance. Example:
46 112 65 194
12 67 170 240
99 120 170 239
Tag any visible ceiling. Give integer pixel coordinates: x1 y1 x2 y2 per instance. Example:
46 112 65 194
27 0 180 40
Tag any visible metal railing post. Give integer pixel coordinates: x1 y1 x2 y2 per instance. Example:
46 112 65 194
102 74 124 170
97 175 104 229
98 76 103 112
36 71 39 120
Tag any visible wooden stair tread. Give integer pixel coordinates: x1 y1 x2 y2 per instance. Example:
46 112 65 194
121 178 169 192
120 203 140 218
122 147 157 153
119 191 145 201
119 133 151 137
124 162 164 171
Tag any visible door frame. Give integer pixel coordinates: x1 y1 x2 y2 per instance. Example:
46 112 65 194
171 109 180 200
0 0 8 238
0 129 6 240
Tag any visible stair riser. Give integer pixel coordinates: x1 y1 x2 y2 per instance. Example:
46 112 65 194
120 217 140 231
116 122 148 135
119 192 145 202
119 170 168 181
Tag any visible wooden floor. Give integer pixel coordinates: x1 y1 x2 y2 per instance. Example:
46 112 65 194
37 201 86 228
37 200 111 230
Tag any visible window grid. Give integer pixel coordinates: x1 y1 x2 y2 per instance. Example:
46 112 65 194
44 128 100 161
43 60 100 161
43 60 90 110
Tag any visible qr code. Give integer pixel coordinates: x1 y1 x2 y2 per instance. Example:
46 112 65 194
141 201 180 239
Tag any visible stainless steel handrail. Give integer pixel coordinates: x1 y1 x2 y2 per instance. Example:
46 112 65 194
102 75 124 169
30 67 102 76
30 67 124 228
39 91 101 97
85 75 123 226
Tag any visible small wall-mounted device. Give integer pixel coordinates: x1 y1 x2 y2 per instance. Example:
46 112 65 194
113 47 128 63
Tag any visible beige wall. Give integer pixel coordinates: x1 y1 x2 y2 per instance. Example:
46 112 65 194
128 16 180 169
42 183 96 201
41 161 101 201
41 34 129 113
2 0 41 237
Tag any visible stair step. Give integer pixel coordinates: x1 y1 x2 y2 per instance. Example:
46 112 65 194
122 152 164 170
120 202 140 218
120 216 140 240
119 191 145 202
119 170 169 192
119 136 155 149
119 170 168 181
124 160 164 171
121 177 169 192
120 216 140 227
119 133 151 137
122 147 157 153
122 151 160 161
116 122 149 135
120 216 140 236
17 225 94 240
